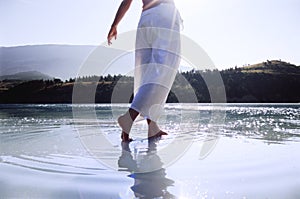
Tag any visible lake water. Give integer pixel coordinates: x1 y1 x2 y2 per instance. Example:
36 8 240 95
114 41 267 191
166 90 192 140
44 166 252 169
0 104 299 198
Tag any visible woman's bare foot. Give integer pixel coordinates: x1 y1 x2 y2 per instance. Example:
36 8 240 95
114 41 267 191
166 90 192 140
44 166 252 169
118 114 133 142
148 131 168 141
148 121 168 139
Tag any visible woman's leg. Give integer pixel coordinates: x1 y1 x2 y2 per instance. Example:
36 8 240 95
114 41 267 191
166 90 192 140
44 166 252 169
118 108 139 142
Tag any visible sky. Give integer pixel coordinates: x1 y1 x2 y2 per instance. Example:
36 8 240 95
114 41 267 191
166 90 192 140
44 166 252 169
1 0 300 69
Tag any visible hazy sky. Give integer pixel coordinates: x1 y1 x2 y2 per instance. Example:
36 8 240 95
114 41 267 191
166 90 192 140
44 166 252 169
1 0 299 69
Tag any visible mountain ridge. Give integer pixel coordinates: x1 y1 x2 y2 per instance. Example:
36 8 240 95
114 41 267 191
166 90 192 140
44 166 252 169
0 71 53 81
1 45 299 79
0 45 97 79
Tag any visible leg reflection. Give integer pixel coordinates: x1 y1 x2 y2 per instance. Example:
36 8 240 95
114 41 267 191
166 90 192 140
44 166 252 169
118 139 175 198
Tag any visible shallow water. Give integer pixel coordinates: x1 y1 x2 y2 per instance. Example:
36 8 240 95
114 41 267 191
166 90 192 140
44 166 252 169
0 104 299 198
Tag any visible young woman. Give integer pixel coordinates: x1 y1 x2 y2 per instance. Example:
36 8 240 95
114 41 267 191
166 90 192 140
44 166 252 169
108 0 181 142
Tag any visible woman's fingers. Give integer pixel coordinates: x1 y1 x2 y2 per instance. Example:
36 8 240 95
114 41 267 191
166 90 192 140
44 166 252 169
107 27 117 45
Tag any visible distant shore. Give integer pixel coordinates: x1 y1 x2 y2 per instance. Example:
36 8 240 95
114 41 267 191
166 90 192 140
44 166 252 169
0 60 299 104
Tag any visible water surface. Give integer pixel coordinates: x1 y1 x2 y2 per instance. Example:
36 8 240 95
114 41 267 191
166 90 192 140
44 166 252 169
0 104 299 198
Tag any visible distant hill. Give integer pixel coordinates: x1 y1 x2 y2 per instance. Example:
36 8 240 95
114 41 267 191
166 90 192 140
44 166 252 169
0 45 131 80
241 60 299 75
0 71 53 81
219 60 300 102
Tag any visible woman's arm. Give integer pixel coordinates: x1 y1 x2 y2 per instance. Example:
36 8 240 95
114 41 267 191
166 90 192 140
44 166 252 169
107 0 133 45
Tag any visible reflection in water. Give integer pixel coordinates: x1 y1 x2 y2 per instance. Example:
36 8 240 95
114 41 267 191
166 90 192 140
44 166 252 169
118 139 175 198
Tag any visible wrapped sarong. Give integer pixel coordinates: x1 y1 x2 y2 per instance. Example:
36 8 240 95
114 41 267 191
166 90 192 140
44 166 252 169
130 2 181 121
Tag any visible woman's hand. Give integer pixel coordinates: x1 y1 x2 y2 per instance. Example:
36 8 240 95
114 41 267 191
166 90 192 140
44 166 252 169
107 0 133 45
107 26 117 45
